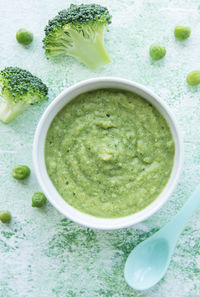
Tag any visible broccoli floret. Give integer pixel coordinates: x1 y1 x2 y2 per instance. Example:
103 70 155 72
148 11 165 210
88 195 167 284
43 3 112 70
0 67 48 123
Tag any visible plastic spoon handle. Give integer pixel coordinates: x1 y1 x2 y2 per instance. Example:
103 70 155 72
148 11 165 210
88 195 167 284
157 185 200 248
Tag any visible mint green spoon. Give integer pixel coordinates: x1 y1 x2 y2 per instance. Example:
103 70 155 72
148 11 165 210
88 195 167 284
124 185 200 291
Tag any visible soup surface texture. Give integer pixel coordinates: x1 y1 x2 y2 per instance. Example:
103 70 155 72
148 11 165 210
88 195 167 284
45 89 175 218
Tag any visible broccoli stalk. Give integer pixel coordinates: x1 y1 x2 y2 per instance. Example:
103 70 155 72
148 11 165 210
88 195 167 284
43 4 112 70
64 25 110 69
0 98 27 123
0 67 48 123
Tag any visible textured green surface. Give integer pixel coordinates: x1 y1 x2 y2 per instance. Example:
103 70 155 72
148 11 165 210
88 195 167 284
0 0 200 296
45 89 174 218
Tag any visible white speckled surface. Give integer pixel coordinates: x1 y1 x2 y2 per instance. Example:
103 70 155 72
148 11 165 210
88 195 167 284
0 0 200 296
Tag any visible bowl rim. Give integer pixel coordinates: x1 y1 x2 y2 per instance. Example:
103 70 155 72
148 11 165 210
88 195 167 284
33 77 184 230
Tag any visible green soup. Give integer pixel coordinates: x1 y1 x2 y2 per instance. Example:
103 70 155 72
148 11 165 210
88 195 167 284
45 89 175 218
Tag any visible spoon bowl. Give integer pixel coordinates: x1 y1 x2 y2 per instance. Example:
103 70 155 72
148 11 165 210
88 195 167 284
124 238 170 290
124 185 200 291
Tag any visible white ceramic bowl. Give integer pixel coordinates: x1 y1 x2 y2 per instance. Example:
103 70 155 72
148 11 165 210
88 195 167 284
33 77 183 230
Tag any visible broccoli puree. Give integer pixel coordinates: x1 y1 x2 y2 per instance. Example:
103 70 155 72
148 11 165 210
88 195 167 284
45 89 175 218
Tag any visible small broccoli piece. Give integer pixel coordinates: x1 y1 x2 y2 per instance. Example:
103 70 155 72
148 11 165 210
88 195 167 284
149 44 166 60
187 70 200 86
32 192 47 207
0 210 12 224
174 26 191 40
16 28 33 45
0 67 48 123
12 165 30 180
43 4 112 70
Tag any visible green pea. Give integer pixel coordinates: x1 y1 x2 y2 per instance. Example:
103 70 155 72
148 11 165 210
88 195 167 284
0 210 11 224
149 44 166 60
174 26 191 40
32 192 47 208
16 28 33 45
12 165 30 180
187 71 200 86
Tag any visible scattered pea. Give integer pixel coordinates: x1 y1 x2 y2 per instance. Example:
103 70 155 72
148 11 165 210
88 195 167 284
12 165 30 180
32 192 47 208
149 44 166 60
174 26 191 40
0 210 11 224
187 70 200 86
16 28 33 45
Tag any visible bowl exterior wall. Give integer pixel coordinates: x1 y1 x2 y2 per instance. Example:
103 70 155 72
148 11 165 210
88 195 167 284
33 77 183 230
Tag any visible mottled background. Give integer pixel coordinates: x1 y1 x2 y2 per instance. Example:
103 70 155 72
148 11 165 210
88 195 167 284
0 0 200 296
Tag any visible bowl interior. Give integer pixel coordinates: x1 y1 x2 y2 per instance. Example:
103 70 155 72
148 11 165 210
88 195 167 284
33 78 183 230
